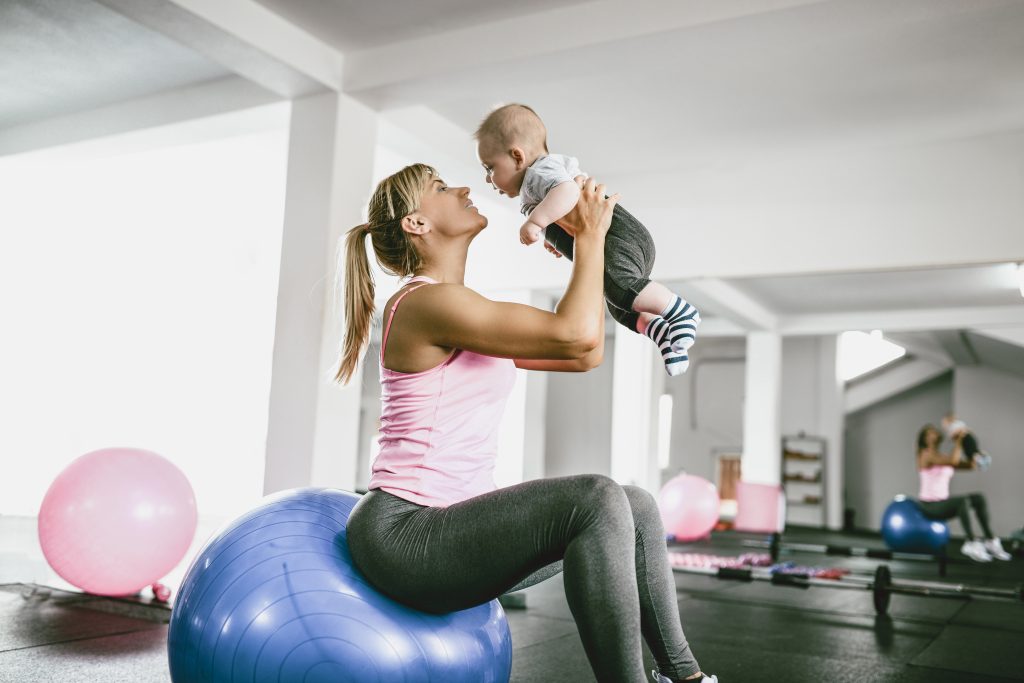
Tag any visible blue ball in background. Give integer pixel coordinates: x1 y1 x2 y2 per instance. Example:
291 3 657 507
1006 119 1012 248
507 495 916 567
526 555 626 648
880 495 950 554
167 488 512 683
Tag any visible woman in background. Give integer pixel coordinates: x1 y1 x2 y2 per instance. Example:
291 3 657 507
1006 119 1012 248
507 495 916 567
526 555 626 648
915 425 1010 562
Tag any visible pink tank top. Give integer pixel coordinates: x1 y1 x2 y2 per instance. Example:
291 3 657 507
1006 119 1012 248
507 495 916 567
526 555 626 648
918 465 953 502
368 276 518 507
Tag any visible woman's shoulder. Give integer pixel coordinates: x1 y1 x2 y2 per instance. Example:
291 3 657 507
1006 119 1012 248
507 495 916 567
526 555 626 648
384 282 486 330
916 448 936 469
917 449 952 471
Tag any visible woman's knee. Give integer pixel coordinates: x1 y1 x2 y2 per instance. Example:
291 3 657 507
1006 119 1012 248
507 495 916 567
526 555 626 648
968 493 988 508
575 474 633 527
622 485 664 535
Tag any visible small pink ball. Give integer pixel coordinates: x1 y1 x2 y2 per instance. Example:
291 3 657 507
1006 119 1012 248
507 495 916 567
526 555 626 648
658 474 720 542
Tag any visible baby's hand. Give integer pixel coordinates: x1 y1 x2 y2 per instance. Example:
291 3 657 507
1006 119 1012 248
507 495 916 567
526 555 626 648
519 222 544 246
543 241 563 258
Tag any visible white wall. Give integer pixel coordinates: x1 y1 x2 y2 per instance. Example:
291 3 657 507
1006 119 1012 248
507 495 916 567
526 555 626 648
844 373 954 531
665 337 829 474
844 366 1024 537
544 337 616 479
664 337 746 484
0 104 290 519
604 130 1024 282
951 366 1024 538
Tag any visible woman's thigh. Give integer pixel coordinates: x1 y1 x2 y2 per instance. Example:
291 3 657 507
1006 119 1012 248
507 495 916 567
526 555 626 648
917 496 967 520
347 475 631 613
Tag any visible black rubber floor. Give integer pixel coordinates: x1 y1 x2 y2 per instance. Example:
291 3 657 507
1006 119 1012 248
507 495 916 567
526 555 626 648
2 527 1022 682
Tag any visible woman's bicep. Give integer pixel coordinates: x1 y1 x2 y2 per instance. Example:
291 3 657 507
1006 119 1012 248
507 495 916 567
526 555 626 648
417 287 593 360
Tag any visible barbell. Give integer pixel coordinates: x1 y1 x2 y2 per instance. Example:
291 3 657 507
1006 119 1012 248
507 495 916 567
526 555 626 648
742 533 952 575
670 562 1024 615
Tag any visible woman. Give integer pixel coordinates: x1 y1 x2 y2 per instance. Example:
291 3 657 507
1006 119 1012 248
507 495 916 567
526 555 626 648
337 163 716 683
915 424 1010 562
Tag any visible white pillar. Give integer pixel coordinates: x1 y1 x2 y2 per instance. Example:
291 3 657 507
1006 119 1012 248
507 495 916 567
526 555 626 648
817 334 844 530
741 331 782 485
489 290 554 487
264 92 378 495
610 322 659 491
521 292 552 482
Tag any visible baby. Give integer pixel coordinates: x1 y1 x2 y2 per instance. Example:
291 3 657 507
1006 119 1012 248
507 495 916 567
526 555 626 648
942 413 992 471
474 103 699 375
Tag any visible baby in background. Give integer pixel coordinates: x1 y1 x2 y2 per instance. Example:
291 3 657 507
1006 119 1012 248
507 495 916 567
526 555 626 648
942 413 992 471
474 103 700 375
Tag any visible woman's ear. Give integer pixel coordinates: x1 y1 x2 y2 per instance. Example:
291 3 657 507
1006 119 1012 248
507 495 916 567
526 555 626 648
401 213 429 236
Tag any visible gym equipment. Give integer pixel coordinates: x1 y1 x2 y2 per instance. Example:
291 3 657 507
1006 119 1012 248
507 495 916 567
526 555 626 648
168 487 512 683
733 481 784 533
732 532 953 576
667 552 773 569
38 447 197 596
671 562 1024 615
881 496 950 554
658 473 720 541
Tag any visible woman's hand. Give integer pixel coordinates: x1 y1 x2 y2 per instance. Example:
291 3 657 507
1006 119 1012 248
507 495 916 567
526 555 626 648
555 176 618 239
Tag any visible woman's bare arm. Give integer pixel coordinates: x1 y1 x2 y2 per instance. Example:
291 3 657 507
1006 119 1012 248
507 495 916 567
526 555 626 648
918 436 966 468
514 312 605 371
409 178 617 362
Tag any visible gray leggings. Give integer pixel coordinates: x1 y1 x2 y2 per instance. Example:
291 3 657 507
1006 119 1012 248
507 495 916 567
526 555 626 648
544 204 656 334
346 474 700 683
918 493 994 540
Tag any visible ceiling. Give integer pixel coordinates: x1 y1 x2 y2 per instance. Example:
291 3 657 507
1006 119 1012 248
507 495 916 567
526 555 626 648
252 0 594 52
0 0 232 128
351 0 1024 171
5 0 1024 165
712 263 1022 315
1 0 1022 358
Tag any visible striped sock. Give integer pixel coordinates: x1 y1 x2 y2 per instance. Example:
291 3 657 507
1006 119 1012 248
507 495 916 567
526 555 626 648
645 316 690 376
660 295 701 352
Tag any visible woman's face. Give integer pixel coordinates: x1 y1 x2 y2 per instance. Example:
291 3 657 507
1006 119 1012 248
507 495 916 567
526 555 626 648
414 177 487 238
924 428 940 448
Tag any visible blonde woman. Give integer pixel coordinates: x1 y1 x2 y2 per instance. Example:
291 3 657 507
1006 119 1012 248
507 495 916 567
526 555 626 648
338 164 716 683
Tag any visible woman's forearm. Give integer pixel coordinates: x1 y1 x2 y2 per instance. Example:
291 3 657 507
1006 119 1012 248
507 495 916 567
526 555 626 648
555 233 606 349
950 440 967 467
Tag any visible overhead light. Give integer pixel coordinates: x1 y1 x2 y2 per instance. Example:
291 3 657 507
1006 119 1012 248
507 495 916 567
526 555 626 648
1017 263 1024 298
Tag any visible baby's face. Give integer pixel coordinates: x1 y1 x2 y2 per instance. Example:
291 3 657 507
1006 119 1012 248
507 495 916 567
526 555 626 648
477 141 524 198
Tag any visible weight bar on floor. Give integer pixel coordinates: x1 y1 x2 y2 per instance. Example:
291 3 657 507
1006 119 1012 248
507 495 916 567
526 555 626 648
670 563 1024 615
741 533 951 575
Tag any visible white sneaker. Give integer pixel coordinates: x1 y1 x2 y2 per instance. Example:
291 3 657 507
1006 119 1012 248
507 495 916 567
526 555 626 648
652 671 718 683
962 539 993 562
984 537 1012 561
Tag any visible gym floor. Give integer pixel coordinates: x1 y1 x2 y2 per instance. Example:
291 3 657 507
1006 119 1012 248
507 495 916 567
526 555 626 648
1 524 1021 682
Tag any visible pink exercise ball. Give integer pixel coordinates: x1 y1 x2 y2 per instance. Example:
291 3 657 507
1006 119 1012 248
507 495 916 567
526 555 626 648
658 473 720 541
38 447 197 596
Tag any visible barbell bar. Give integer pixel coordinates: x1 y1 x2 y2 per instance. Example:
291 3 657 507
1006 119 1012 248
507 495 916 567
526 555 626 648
741 533 951 575
670 563 1024 615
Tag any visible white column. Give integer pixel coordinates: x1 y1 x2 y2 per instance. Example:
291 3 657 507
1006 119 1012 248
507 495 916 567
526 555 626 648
486 289 550 488
741 331 783 485
264 92 378 495
817 334 844 530
610 322 659 491
646 350 667 493
521 292 552 482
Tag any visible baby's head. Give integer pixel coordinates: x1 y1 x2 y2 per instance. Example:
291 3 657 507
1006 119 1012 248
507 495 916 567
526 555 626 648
474 103 548 199
942 412 966 435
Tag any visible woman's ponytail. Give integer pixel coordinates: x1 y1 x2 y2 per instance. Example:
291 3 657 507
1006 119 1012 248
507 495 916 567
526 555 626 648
334 224 374 384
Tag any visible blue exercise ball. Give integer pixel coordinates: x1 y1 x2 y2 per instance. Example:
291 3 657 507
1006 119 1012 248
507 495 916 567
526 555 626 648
167 488 512 683
880 495 950 554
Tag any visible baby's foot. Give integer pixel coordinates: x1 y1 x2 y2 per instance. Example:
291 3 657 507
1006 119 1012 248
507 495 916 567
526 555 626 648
659 296 701 352
645 316 690 375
